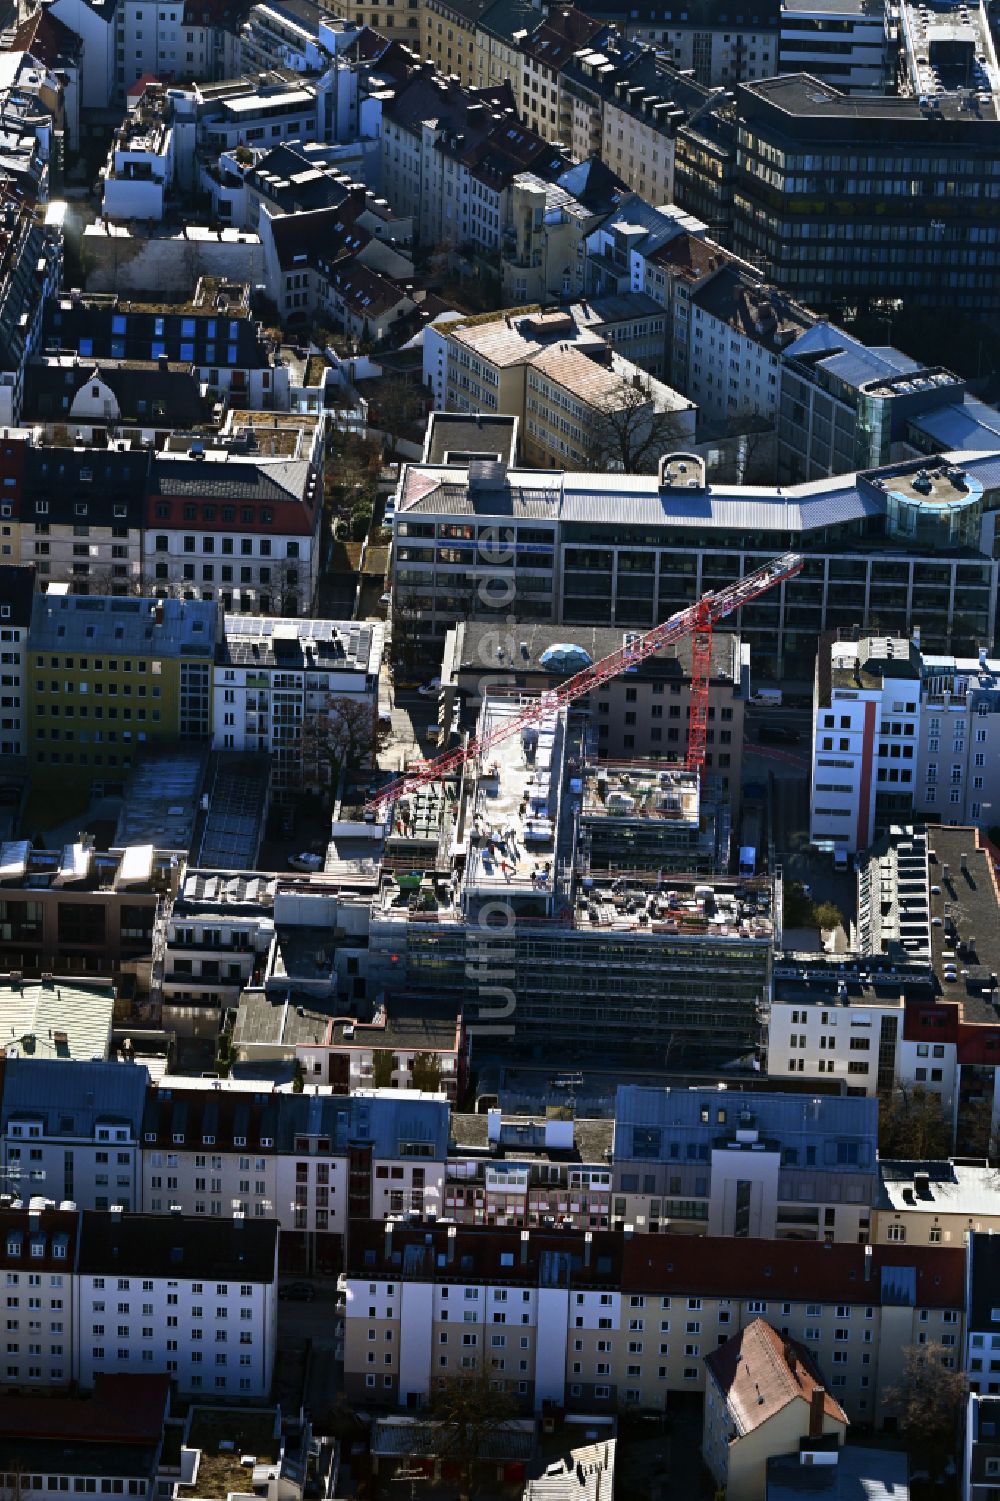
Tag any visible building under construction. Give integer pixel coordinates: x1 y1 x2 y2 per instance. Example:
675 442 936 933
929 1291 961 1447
368 698 776 1068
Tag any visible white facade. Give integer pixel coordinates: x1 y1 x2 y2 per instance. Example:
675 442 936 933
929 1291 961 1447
0 1220 75 1389
767 995 904 1094
810 638 1000 854
0 615 28 758
117 0 237 98
102 121 174 222
682 288 784 428
810 638 920 854
2 1117 141 1213
162 910 274 1036
46 0 116 109
75 1246 276 1398
146 526 317 615
779 0 887 91
142 1146 277 1219
213 616 382 789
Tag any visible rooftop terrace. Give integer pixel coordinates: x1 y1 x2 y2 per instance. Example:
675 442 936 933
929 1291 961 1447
178 1408 281 1501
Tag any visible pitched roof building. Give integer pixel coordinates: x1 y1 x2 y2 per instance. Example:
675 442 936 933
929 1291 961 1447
703 1318 849 1501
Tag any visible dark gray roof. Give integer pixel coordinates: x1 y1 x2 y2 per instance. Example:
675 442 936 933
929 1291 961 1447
150 456 310 503
24 445 148 526
29 595 217 657
423 412 519 465
25 358 206 427
78 1210 278 1281
450 619 741 682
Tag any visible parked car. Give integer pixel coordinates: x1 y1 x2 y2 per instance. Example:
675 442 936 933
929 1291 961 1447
279 1282 315 1302
288 852 323 872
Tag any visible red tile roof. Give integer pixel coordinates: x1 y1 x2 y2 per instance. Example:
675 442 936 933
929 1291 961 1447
0 1374 170 1445
705 1317 848 1435
620 1235 965 1309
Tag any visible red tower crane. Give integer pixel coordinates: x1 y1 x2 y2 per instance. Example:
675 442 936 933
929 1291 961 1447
365 550 803 818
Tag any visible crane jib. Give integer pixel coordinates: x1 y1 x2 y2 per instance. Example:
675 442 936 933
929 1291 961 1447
364 550 804 817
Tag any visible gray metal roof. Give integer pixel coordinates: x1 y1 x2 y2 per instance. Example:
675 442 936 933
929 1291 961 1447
29 595 217 656
614 1084 878 1163
1 1057 150 1134
398 448 1000 532
766 1445 909 1501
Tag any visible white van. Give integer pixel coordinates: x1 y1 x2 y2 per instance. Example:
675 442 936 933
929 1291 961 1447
751 687 783 707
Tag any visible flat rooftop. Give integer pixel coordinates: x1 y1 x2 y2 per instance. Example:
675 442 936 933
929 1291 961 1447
178 1409 280 1501
858 826 932 963
581 763 700 826
878 1157 1000 1215
880 460 984 509
114 749 208 851
572 872 774 936
450 1112 614 1163
423 411 519 466
465 700 566 897
927 827 1000 1022
829 634 921 691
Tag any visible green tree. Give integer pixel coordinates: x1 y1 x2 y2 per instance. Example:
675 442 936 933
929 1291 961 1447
411 1052 442 1092
885 1343 966 1479
372 1050 394 1088
878 1085 953 1159
813 900 844 932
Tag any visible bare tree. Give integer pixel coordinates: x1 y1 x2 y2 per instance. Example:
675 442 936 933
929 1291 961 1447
586 376 691 473
301 694 387 788
878 1085 953 1159
885 1343 966 1479
417 1369 521 1501
373 374 426 456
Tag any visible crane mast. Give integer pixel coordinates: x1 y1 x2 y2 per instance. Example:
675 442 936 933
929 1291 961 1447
365 550 803 818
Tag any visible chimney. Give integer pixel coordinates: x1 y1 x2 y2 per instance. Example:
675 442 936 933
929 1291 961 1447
864 1243 873 1281
487 1107 502 1145
809 1386 826 1438
584 1231 592 1268
446 1225 456 1264
110 1204 123 1223
520 1229 530 1266
961 852 969 873
384 1222 393 1260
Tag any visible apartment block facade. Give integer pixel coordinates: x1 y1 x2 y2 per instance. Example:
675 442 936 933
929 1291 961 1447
145 434 322 616
27 594 216 790
611 1086 878 1244
343 1221 964 1422
810 631 1000 852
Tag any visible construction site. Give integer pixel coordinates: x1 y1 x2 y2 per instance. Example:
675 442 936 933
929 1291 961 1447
362 553 799 1067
